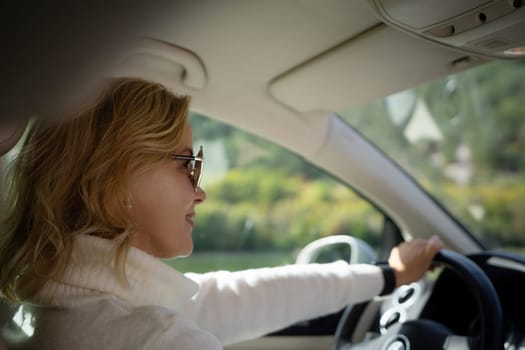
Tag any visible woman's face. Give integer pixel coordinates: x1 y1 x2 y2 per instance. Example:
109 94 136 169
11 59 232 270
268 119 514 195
128 123 206 258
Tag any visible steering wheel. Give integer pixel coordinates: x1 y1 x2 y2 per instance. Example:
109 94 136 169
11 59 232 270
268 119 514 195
332 249 504 350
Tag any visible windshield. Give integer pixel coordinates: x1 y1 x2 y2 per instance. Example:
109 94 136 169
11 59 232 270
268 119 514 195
339 60 525 253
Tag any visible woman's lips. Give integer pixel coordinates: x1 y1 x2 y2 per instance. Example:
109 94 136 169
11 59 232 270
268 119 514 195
186 212 195 226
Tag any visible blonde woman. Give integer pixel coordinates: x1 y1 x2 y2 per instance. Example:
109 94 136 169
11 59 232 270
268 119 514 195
0 78 442 349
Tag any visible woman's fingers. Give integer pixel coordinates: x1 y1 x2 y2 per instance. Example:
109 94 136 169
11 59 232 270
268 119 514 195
389 235 444 286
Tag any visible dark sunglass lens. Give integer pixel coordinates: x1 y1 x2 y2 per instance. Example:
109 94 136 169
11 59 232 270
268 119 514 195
193 146 204 189
194 160 202 188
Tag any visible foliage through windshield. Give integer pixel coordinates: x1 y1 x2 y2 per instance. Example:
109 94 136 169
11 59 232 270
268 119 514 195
168 114 384 272
339 60 525 252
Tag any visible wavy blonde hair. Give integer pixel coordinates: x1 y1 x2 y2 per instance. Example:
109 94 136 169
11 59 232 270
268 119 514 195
0 78 190 301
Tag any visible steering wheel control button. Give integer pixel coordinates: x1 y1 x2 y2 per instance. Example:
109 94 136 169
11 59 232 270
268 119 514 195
380 308 406 334
382 335 410 350
397 287 414 303
393 283 420 307
384 311 401 328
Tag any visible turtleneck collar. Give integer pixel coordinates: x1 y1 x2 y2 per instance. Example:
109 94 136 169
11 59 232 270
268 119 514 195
32 235 199 310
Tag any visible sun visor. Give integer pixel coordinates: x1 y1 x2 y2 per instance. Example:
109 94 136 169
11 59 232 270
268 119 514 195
269 26 483 113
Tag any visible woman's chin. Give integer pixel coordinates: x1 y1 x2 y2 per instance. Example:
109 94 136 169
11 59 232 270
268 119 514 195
168 242 194 259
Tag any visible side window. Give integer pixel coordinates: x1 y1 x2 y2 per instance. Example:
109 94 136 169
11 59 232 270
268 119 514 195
167 113 385 273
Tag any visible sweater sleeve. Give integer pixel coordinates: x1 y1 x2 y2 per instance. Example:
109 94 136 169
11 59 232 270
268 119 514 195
182 261 384 346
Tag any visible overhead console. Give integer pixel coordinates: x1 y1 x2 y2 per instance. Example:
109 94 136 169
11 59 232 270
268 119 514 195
365 0 525 59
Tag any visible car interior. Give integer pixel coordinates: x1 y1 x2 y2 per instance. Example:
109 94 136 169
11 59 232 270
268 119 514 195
2 1 525 349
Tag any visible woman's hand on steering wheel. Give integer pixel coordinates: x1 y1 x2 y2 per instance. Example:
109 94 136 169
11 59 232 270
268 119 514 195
388 235 444 287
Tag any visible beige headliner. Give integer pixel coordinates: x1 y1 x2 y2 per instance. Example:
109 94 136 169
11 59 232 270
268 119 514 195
112 1 484 152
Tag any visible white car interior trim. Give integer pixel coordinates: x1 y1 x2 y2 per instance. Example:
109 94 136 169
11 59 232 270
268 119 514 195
111 38 207 90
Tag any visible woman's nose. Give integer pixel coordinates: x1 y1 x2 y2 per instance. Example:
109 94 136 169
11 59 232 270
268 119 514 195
195 186 207 204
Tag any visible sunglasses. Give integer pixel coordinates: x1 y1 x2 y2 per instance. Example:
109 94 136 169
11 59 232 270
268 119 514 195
170 145 204 191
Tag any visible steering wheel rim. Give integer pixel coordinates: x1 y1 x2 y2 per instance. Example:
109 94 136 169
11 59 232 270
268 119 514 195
332 249 504 350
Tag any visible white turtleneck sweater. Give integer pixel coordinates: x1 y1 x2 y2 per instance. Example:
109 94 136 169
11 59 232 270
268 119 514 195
9 235 386 349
